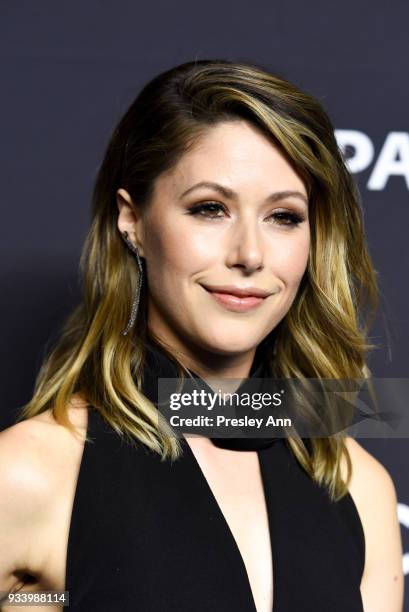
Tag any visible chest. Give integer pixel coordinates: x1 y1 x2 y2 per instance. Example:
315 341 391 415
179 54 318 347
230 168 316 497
186 440 273 612
32 439 274 612
64 421 365 612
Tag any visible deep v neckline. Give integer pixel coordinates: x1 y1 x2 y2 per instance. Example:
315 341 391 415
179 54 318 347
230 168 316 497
141 335 278 610
180 436 277 612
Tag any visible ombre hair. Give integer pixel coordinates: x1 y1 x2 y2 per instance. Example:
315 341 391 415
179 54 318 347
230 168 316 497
18 59 379 501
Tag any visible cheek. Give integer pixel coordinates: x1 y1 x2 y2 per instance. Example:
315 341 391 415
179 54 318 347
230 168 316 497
145 221 213 286
271 233 310 286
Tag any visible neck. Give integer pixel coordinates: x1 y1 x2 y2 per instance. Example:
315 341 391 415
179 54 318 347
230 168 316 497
141 333 280 452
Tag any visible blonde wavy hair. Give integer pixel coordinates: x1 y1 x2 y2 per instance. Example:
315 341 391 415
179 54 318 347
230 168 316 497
18 59 379 501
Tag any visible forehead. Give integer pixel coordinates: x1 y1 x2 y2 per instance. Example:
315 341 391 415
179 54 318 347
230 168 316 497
155 120 307 198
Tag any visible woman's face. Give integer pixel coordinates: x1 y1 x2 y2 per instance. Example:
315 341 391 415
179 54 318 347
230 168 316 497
117 120 310 362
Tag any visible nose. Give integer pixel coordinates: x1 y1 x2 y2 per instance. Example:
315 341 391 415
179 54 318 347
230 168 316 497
225 218 264 273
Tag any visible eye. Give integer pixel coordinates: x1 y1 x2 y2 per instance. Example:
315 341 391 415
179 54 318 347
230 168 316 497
186 202 305 227
187 202 226 219
267 210 305 227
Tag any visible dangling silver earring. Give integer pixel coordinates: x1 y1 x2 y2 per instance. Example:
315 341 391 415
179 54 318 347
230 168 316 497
121 230 144 336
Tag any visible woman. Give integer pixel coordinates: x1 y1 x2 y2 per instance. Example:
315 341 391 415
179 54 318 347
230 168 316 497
0 59 404 611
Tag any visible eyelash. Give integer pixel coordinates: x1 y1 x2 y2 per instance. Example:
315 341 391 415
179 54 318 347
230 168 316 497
186 202 305 227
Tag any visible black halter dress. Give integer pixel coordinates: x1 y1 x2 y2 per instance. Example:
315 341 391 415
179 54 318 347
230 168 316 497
65 338 365 611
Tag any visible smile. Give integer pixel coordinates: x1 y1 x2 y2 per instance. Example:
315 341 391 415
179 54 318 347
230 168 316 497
201 286 269 313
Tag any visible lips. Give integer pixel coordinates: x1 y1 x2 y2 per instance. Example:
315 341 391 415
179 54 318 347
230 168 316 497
201 284 272 299
201 284 272 313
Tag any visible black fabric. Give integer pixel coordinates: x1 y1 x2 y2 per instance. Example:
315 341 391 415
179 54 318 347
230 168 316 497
65 339 366 611
143 336 282 451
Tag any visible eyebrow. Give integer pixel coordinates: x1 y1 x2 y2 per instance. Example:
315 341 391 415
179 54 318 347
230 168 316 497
180 181 308 206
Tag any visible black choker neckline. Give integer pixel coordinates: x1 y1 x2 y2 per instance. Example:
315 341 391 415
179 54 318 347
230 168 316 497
141 337 280 451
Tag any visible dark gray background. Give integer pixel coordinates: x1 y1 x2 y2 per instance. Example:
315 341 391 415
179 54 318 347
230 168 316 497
1 0 408 602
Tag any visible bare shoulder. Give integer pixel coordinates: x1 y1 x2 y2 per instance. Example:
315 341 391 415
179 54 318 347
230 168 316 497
0 394 88 483
0 399 88 488
0 398 89 593
343 438 400 529
342 437 404 612
343 437 396 497
0 396 89 495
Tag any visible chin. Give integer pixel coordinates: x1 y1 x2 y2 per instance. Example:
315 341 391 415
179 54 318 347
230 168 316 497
197 330 259 356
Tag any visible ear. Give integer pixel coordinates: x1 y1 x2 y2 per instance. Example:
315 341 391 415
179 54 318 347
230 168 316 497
116 188 145 256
